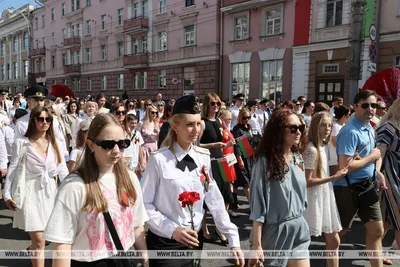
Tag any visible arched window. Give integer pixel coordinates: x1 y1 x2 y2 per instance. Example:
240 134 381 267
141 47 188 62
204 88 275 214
24 32 29 50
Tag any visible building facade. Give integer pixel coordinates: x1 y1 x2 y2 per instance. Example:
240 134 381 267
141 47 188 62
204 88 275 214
0 5 33 94
220 0 295 103
30 0 220 100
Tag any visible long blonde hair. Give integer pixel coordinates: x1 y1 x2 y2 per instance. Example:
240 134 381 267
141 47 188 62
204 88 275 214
379 99 400 130
307 112 333 178
201 93 221 118
142 105 160 129
161 114 185 152
76 113 137 212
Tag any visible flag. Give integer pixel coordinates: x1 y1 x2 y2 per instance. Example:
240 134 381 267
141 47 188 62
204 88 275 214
217 158 236 182
236 135 253 158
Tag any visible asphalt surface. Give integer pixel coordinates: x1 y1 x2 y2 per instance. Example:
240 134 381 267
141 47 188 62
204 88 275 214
0 191 400 267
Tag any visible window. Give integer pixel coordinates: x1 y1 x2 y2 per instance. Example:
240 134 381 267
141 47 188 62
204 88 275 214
76 23 81 37
234 15 248 40
86 48 91 63
101 15 106 30
73 78 80 91
62 53 66 66
185 0 195 7
261 60 282 103
231 63 250 99
71 25 75 37
86 78 92 91
51 8 55 21
394 55 400 67
86 0 91 6
184 25 195 46
35 39 39 48
61 3 65 16
184 67 195 93
86 20 91 35
42 58 46 71
326 0 343 27
13 38 18 53
24 33 29 49
159 0 166 13
42 37 46 48
35 17 39 29
62 29 67 40
42 15 45 27
101 76 107 90
118 74 124 90
142 0 148 17
1 65 4 80
23 60 28 78
322 63 339 74
52 33 55 45
117 41 124 57
0 43 5 56
70 0 80 11
101 45 107 60
118 9 123 26
134 72 147 89
158 70 166 88
133 3 138 18
7 64 10 80
158 31 167 51
264 7 282 35
316 80 343 103
13 62 18 79
133 37 147 53
51 56 56 68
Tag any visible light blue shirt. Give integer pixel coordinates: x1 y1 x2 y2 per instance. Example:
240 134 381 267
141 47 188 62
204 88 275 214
333 116 376 186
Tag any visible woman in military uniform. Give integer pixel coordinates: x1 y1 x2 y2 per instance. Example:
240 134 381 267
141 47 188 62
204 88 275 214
141 95 244 267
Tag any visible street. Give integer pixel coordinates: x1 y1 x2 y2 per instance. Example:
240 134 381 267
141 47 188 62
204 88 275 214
0 193 399 267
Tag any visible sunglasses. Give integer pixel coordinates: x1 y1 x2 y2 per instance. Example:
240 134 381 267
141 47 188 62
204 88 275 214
92 139 131 150
285 124 306 134
151 111 158 115
35 117 52 123
358 103 378 109
115 111 126 115
242 116 251 120
210 101 221 107
157 104 164 107
377 106 387 110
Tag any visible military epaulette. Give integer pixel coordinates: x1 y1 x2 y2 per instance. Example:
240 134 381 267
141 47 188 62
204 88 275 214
193 145 211 155
151 147 168 155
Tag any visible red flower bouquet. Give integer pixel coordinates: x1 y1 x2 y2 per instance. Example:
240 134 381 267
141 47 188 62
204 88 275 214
178 191 201 267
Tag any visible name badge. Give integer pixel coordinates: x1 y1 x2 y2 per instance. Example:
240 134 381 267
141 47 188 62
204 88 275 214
225 153 237 166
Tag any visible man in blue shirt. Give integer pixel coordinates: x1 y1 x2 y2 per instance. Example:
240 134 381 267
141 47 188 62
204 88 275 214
334 90 386 267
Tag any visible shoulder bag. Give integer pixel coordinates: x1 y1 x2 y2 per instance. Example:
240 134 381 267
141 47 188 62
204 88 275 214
103 211 138 267
11 143 28 209
344 168 379 208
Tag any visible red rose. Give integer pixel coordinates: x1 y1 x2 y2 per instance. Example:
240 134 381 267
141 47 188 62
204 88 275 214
178 191 200 208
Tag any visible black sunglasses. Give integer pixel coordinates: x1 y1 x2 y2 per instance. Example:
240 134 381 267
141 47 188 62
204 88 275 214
358 103 378 109
115 111 126 115
285 124 305 134
210 101 221 107
151 111 158 115
242 116 251 120
92 139 131 150
36 116 52 123
157 104 164 107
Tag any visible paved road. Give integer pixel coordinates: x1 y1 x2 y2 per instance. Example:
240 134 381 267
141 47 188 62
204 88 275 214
0 192 399 267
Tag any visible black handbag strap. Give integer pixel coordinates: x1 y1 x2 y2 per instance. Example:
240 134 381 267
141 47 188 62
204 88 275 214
103 211 124 251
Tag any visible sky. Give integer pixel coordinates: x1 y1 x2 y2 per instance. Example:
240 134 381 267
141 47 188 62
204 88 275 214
0 0 39 16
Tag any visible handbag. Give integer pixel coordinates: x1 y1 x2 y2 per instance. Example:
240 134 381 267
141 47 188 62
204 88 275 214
103 211 137 267
344 174 379 208
11 143 27 209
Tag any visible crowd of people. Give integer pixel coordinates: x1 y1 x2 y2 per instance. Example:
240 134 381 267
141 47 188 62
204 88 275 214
0 85 398 267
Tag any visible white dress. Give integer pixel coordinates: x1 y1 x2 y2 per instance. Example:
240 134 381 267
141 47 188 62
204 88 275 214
3 138 69 231
303 143 342 236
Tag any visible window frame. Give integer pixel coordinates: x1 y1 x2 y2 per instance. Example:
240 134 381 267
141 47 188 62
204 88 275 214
118 74 124 90
133 72 147 89
158 70 166 88
52 33 56 45
261 60 283 103
101 45 107 60
101 14 106 31
42 15 45 27
262 5 283 36
86 48 91 63
157 31 167 51
117 41 124 57
233 14 249 41
184 25 195 46
101 75 107 90
87 78 92 91
159 0 167 14
86 20 91 35
51 55 56 68
185 0 195 7
394 55 400 67
86 0 91 6
322 63 340 74
118 8 124 26
325 0 343 27
61 3 65 16
231 62 250 100
35 17 39 29
51 8 55 21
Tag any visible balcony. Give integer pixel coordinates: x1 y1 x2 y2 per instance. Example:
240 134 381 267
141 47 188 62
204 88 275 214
221 0 267 12
64 64 81 75
63 37 81 47
30 47 46 57
123 53 149 68
123 17 149 33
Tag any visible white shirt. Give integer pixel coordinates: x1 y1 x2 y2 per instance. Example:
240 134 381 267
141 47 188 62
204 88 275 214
250 112 263 136
328 121 344 166
141 143 240 248
98 107 110 114
14 110 69 158
44 172 148 262
69 148 83 164
0 130 8 169
230 105 240 130
124 130 144 171
1 125 14 163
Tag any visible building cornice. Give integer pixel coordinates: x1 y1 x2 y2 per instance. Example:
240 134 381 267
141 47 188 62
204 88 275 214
292 39 349 53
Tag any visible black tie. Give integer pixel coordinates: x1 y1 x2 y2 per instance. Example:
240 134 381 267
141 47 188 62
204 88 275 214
263 113 266 129
176 154 197 172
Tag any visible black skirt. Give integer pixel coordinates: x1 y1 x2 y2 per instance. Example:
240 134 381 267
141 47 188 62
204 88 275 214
146 230 204 267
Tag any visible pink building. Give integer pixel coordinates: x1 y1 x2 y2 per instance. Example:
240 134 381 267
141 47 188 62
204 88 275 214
31 0 220 100
220 0 295 102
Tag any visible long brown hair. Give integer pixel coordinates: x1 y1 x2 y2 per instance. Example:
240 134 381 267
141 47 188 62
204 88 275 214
25 106 62 164
307 112 332 178
76 113 137 212
201 93 221 118
254 109 300 181
111 103 129 134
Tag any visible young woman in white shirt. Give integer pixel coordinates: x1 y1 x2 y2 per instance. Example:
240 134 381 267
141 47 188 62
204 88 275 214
44 113 148 267
4 105 69 267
